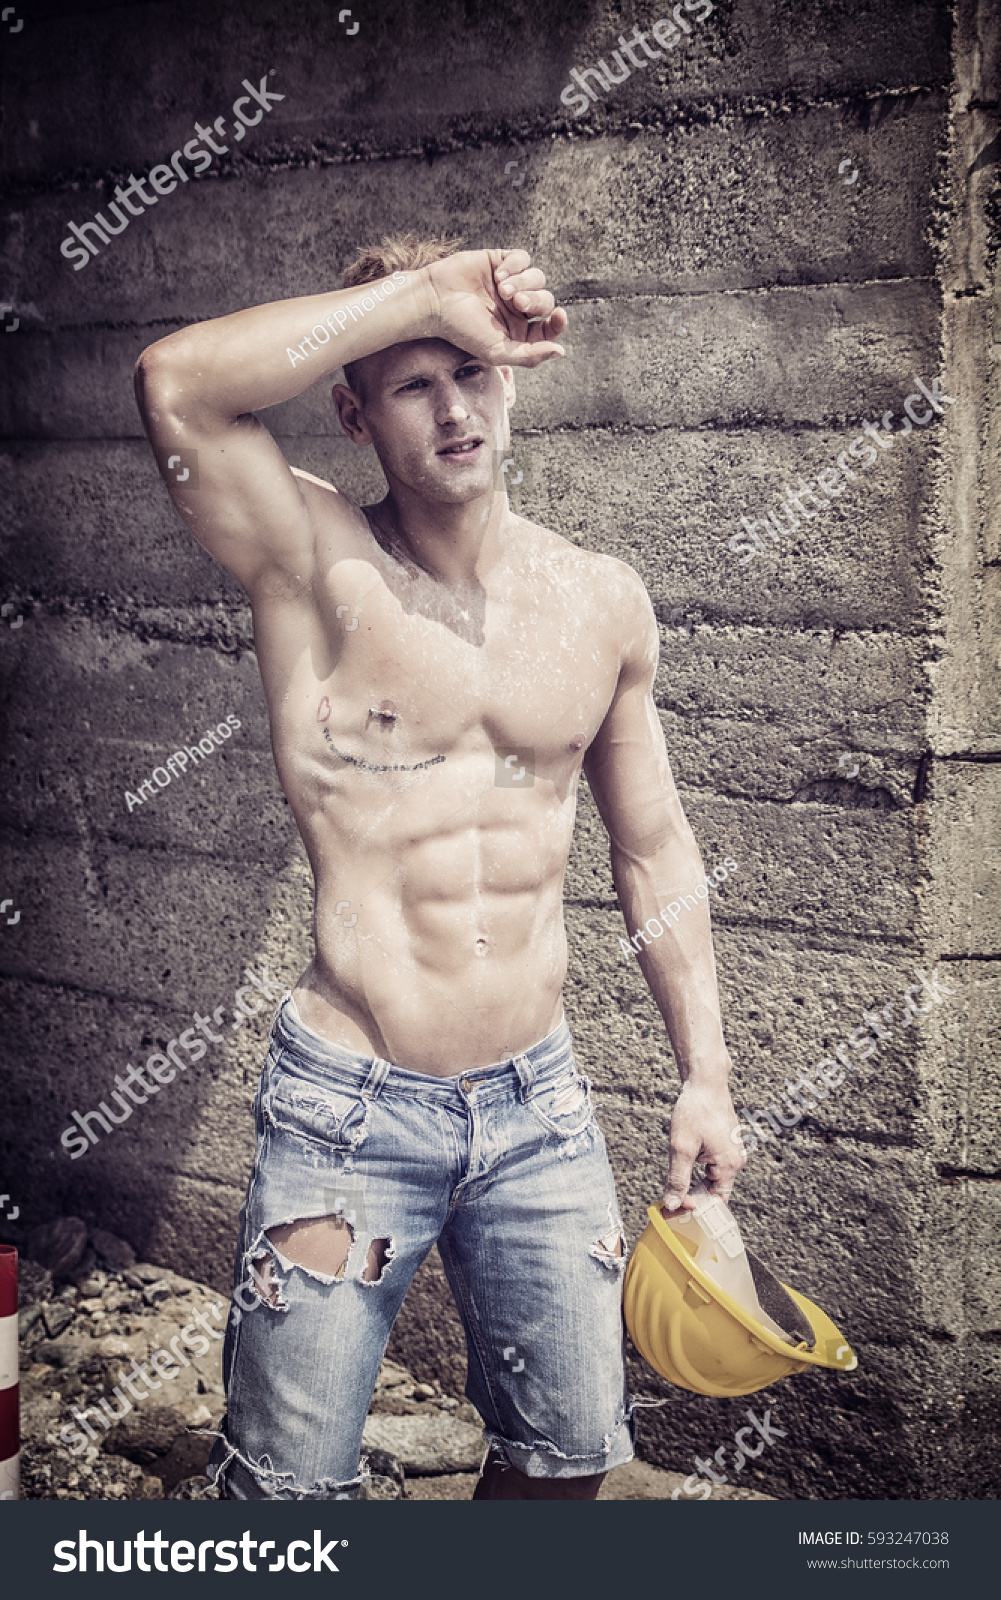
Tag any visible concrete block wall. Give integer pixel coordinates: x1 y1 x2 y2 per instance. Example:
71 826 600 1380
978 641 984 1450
1 0 997 1498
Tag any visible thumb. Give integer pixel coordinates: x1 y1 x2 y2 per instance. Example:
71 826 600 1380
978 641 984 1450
497 338 565 368
663 1148 696 1213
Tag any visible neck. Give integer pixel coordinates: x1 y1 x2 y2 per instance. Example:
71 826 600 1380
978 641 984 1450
372 482 512 585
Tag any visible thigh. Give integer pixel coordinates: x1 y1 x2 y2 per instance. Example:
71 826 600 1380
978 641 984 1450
217 1049 456 1498
438 1068 632 1480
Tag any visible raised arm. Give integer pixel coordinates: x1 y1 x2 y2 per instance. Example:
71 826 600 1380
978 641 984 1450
583 572 745 1211
134 249 567 592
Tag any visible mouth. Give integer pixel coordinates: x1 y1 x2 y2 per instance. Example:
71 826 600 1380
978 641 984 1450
436 437 484 461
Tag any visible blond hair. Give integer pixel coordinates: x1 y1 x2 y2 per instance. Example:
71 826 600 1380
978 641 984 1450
340 232 464 396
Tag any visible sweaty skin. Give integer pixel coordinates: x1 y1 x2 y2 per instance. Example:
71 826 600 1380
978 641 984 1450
134 247 744 1213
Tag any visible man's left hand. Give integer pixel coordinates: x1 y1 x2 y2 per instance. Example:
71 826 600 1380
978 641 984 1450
662 1078 746 1213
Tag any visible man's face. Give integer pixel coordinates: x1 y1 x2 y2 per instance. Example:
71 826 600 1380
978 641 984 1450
333 338 515 504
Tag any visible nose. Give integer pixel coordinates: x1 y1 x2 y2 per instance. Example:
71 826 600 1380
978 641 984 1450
436 393 470 427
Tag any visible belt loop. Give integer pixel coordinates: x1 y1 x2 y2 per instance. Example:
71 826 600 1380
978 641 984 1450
361 1057 391 1101
514 1054 534 1103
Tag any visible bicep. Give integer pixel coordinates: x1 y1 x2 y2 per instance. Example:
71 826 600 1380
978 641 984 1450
135 342 315 591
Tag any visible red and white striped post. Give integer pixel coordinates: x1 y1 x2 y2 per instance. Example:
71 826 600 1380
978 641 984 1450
0 1245 18 1499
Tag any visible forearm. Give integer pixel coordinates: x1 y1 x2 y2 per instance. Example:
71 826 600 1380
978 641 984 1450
612 839 732 1087
140 269 437 418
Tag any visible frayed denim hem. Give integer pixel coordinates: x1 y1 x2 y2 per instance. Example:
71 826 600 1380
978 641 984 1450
207 1433 365 1501
482 1404 635 1480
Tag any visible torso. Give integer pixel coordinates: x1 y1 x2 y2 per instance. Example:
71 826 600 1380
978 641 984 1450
251 476 631 1075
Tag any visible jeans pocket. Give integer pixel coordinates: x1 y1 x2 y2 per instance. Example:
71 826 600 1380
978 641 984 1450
265 1059 370 1150
527 1065 595 1138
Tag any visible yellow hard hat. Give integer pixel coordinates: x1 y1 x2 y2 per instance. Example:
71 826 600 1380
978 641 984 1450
623 1188 857 1398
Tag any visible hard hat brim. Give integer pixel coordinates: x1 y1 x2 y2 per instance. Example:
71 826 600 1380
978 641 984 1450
623 1205 857 1397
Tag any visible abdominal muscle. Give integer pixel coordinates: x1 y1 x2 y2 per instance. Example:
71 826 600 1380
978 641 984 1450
288 759 576 1076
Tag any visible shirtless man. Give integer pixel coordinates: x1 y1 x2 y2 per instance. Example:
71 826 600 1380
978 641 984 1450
135 237 745 1501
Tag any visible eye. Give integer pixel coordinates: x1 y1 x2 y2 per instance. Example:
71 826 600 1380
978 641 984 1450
396 377 429 394
456 364 485 381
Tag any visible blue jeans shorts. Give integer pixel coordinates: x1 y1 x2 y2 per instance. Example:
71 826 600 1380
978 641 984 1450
209 993 634 1498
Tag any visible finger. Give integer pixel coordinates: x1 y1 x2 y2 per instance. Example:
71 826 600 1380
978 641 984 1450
506 289 556 322
663 1145 698 1212
705 1157 743 1204
497 268 547 301
533 307 568 341
491 248 532 282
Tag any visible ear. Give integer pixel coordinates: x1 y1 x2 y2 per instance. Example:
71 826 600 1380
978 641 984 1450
332 383 374 445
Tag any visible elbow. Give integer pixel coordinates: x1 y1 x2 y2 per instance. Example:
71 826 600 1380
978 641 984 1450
134 339 176 415
134 337 198 424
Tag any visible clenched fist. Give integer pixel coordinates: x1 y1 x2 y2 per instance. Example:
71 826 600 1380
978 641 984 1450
423 248 568 368
663 1078 747 1213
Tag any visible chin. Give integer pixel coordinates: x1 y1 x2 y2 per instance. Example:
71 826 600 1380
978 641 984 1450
416 464 496 504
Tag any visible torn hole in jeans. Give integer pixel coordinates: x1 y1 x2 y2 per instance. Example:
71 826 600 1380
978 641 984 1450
590 1226 627 1272
253 1215 394 1295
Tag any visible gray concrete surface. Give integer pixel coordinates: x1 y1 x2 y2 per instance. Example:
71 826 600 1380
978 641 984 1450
1 0 998 1500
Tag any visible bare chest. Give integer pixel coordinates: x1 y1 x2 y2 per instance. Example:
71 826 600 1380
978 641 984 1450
304 558 619 771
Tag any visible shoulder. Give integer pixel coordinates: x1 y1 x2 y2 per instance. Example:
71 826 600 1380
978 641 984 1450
540 530 656 656
523 520 652 608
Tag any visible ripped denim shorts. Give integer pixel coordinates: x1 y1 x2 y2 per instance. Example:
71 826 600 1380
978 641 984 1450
209 994 633 1498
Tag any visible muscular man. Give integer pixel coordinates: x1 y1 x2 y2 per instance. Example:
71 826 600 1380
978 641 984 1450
135 236 745 1501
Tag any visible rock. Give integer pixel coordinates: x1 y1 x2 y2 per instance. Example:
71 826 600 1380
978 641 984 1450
104 1289 138 1313
26 1219 88 1278
17 1260 53 1310
75 1273 107 1298
98 1335 133 1358
68 1248 98 1284
368 1392 428 1416
90 1230 136 1270
375 1360 411 1389
366 1448 403 1485
31 1337 84 1367
142 1280 172 1307
360 1474 404 1499
361 1414 485 1476
124 1263 169 1287
18 1303 46 1340
103 1404 191 1466
170 1475 221 1500
41 1304 76 1339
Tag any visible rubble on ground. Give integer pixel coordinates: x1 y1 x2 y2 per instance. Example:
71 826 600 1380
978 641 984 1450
16 1218 772 1502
